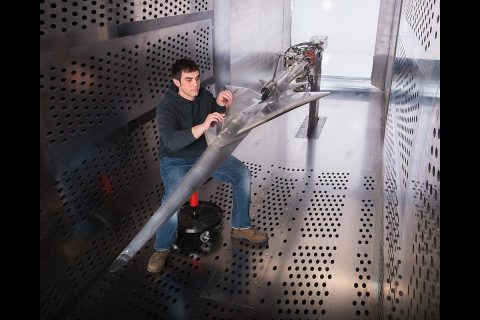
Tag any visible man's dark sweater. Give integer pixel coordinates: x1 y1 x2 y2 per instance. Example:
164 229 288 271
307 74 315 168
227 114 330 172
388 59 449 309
156 85 226 159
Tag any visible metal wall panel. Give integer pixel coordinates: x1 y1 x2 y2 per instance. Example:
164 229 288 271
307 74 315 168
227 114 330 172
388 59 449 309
40 1 214 319
40 19 213 163
230 0 291 90
40 0 212 37
371 0 402 95
213 0 291 91
212 0 230 91
380 0 440 318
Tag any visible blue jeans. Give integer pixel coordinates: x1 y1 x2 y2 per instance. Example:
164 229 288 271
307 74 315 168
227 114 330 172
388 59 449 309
154 155 252 250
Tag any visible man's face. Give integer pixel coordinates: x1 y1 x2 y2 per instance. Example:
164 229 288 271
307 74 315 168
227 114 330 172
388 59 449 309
173 70 200 101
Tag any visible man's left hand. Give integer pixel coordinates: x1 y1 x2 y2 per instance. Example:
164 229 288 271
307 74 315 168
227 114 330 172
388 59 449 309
216 90 233 107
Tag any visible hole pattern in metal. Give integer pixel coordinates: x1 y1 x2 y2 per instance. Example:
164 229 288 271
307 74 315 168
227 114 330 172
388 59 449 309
358 200 374 245
353 253 373 317
363 176 375 191
315 172 349 190
40 284 61 320
44 161 385 320
304 190 345 239
390 41 421 190
40 0 212 37
40 119 160 241
41 22 212 148
382 1 440 315
277 245 337 317
403 0 440 51
146 34 192 99
193 27 212 73
41 47 142 146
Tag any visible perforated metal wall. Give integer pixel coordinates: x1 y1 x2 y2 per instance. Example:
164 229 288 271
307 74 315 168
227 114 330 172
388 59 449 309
40 0 212 37
40 19 213 160
380 0 440 318
40 1 213 319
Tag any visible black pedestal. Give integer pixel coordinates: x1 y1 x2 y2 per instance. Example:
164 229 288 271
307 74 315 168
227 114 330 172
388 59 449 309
175 201 223 254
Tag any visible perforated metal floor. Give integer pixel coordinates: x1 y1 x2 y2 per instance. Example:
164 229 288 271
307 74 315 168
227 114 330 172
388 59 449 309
60 86 384 320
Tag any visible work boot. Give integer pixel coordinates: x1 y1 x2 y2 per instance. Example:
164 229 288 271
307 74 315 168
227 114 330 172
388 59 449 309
147 250 169 273
231 227 268 244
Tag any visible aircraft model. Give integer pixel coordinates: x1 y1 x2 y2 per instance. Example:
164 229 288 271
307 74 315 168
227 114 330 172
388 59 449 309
110 56 330 272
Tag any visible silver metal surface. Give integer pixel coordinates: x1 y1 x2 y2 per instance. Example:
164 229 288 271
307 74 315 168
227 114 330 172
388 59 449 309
214 0 292 91
40 0 213 52
380 0 440 318
229 0 292 90
307 51 323 137
296 116 327 139
213 0 231 91
371 0 402 93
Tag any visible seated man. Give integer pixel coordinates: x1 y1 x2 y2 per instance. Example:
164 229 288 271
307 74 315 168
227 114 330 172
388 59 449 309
148 58 268 273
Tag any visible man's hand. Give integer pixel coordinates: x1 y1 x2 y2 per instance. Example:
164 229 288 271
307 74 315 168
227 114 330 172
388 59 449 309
216 90 233 107
203 112 225 129
192 112 225 138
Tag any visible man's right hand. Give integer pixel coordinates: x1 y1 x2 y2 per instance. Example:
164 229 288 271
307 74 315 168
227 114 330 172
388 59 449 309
192 112 225 138
203 112 225 130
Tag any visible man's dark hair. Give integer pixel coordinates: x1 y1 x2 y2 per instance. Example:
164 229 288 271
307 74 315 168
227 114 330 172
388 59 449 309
171 58 200 81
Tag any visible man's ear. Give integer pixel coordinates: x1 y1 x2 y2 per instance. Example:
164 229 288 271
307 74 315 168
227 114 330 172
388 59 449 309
172 78 181 88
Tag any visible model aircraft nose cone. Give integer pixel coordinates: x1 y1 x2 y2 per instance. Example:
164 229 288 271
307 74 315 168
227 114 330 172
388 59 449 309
109 254 131 272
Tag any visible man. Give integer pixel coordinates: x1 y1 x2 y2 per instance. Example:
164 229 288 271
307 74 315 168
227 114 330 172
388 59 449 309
148 58 268 273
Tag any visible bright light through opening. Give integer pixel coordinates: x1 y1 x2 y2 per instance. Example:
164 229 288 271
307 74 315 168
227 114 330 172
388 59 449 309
322 0 333 12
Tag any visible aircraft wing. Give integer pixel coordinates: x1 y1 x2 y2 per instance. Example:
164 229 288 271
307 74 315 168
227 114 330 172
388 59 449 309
204 126 218 146
224 85 262 116
206 85 262 146
236 91 330 135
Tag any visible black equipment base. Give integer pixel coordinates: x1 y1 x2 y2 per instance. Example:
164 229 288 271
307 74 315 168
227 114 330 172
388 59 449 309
178 200 223 234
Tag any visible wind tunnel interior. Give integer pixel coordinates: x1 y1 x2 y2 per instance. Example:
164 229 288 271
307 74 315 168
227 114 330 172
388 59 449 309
40 0 440 319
